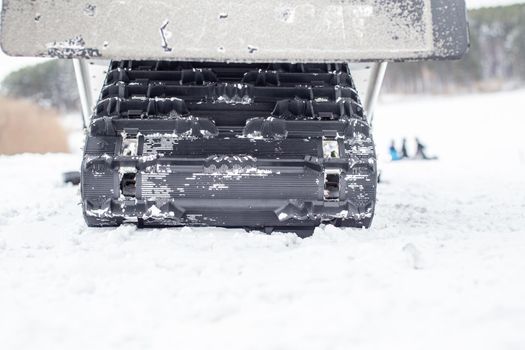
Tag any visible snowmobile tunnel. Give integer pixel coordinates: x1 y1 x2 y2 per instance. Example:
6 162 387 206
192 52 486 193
1 0 468 62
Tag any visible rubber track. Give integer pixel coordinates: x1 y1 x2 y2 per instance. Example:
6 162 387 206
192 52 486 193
81 61 377 236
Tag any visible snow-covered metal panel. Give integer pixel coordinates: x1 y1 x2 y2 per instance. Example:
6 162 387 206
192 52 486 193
0 0 468 62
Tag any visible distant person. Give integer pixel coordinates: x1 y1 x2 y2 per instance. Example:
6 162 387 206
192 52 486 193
400 138 409 159
415 138 428 159
389 140 400 161
415 138 438 160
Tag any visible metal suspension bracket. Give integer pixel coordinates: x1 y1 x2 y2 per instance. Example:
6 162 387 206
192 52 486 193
365 61 388 128
73 59 93 129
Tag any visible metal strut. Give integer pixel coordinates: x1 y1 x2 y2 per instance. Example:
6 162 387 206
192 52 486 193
364 61 388 128
72 59 93 130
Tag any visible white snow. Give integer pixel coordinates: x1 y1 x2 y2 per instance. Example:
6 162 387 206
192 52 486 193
1 90 525 350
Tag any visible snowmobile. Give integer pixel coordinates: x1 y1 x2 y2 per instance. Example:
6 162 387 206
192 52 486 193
0 0 468 236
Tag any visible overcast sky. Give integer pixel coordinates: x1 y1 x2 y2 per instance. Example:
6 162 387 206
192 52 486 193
467 0 525 7
1 0 525 80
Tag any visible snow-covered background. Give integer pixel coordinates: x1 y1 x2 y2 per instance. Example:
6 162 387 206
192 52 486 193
1 89 524 350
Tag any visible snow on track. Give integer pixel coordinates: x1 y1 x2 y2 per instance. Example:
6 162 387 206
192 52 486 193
1 91 525 350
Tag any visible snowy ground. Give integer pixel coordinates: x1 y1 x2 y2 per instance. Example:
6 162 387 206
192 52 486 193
1 90 525 350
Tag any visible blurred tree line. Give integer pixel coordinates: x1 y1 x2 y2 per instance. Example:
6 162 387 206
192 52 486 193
0 60 79 111
384 4 525 93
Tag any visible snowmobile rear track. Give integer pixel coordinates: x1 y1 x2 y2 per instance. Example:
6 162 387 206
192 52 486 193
81 61 377 237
